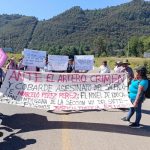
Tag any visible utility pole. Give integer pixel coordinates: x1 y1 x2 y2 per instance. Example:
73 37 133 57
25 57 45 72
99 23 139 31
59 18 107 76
127 41 129 58
9 34 12 48
3 36 6 48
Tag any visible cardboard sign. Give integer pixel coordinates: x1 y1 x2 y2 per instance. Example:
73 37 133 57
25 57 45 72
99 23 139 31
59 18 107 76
48 55 68 71
22 49 46 67
74 55 94 71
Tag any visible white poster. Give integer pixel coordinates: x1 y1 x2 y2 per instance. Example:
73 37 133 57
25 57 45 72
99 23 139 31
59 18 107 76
48 55 68 71
74 55 94 71
144 52 150 58
22 49 46 67
0 70 133 110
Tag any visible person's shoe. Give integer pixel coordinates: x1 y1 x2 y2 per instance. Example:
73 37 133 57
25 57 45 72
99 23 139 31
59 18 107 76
119 108 129 111
121 117 130 122
0 131 3 137
129 123 140 128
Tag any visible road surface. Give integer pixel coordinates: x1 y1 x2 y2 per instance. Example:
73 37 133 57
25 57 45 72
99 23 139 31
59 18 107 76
0 99 150 150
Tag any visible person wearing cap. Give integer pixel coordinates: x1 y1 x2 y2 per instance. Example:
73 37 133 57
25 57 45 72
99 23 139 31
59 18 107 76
121 66 148 128
99 60 110 74
114 61 123 73
121 59 134 86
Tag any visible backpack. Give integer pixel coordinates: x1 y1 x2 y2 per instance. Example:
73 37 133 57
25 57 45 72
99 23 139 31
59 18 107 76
145 79 150 98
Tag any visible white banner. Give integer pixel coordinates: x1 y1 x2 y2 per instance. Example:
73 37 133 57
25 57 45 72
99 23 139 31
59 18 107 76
74 55 94 71
0 70 133 110
22 49 46 67
48 55 68 71
144 52 150 58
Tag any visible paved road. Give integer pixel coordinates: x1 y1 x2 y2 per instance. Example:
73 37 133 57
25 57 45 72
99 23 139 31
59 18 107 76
0 98 150 150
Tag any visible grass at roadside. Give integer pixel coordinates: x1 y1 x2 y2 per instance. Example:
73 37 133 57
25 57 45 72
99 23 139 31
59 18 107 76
6 53 150 76
95 57 150 69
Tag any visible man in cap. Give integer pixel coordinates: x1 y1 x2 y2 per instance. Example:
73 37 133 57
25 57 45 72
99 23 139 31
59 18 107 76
119 59 134 111
121 59 134 86
114 61 123 73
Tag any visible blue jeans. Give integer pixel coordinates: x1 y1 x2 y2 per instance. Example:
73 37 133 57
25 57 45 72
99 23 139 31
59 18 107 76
126 102 142 125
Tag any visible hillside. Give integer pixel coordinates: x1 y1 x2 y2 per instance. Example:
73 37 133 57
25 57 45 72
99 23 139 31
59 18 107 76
0 0 150 55
0 14 38 51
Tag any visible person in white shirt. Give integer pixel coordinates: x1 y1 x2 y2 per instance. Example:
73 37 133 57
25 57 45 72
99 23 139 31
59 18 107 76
114 61 123 73
99 60 110 74
120 59 134 86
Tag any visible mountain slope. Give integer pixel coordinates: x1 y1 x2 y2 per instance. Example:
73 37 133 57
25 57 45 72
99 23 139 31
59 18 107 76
0 0 150 53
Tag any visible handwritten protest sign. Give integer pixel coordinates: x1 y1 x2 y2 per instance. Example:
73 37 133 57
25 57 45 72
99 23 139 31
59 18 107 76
0 70 132 110
74 55 94 71
48 55 68 71
22 49 46 67
0 48 8 67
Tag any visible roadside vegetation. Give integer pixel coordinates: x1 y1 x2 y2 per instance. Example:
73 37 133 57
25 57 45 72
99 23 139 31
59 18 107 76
6 52 150 76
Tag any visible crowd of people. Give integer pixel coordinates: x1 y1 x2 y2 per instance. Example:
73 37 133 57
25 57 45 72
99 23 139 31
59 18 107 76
99 59 134 85
99 59 149 128
0 56 149 129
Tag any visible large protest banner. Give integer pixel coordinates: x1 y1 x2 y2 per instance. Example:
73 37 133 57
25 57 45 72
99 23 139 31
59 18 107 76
74 55 94 71
0 70 133 110
22 49 46 67
48 55 68 71
0 48 8 67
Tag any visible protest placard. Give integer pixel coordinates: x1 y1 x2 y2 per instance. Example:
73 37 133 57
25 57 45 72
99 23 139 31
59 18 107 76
0 48 8 67
0 70 132 110
74 55 94 71
48 55 68 71
22 49 46 67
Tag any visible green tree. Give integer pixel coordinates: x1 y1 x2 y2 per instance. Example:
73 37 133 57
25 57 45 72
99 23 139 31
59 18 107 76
93 36 107 56
140 36 150 52
128 37 139 57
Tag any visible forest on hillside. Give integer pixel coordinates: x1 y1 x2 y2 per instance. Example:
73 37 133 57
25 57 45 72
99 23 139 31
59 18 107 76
0 0 150 57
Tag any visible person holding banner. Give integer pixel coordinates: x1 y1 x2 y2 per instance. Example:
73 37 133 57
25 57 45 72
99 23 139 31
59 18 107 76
0 68 5 88
99 61 110 74
121 59 134 86
122 66 148 128
18 57 25 70
6 58 18 70
114 61 123 73
25 66 40 72
40 54 49 72
67 58 75 73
